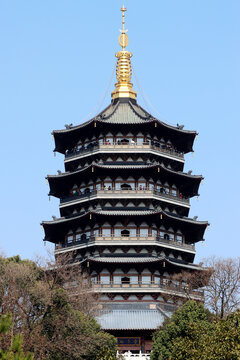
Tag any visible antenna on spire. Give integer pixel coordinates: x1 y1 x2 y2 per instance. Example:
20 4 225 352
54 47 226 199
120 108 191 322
119 5 128 50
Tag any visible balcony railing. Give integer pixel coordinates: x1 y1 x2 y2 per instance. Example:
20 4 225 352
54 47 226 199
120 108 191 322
65 143 184 160
117 351 150 359
117 351 150 360
93 281 204 298
60 189 190 205
55 235 195 252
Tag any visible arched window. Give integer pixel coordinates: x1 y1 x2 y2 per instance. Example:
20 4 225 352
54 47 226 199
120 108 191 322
121 183 132 190
164 233 170 240
81 233 87 241
123 138 130 144
121 229 130 237
121 276 130 284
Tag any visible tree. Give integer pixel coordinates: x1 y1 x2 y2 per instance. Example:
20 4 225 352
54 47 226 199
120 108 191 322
151 300 214 360
41 288 116 360
0 255 116 359
206 310 240 360
151 300 240 360
204 256 240 318
0 313 33 360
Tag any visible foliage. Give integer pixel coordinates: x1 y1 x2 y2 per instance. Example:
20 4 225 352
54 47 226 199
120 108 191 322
0 313 33 360
0 255 116 360
41 288 116 360
151 301 214 360
206 310 240 360
151 300 240 360
95 346 118 360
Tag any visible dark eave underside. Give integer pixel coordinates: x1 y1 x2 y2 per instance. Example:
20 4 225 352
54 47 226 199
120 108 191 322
47 164 202 198
42 209 208 244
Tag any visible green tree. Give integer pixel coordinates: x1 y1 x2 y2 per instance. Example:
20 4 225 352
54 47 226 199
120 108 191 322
0 313 33 360
95 346 118 360
151 301 240 360
151 301 214 360
207 310 240 360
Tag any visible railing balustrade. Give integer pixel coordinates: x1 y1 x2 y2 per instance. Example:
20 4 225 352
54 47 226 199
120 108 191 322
60 188 189 205
55 235 195 251
94 281 204 297
65 142 184 159
117 351 150 360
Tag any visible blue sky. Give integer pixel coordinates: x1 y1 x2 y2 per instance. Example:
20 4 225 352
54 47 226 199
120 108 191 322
0 0 239 262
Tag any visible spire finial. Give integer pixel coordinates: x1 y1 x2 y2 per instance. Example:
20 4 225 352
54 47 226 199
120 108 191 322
111 5 137 100
119 4 128 50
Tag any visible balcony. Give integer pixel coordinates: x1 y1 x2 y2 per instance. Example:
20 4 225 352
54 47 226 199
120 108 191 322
60 189 190 208
64 143 184 162
93 281 204 300
54 235 195 254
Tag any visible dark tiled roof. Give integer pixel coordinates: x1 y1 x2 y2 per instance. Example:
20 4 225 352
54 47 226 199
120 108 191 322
88 256 161 264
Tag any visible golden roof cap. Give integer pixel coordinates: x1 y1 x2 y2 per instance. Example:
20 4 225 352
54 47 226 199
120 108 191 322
111 5 137 100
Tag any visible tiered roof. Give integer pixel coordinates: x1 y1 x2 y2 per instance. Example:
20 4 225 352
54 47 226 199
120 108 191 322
53 99 197 154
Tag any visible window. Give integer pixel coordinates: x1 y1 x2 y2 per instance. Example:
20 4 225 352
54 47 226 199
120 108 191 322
121 229 130 237
121 276 130 284
91 276 97 284
95 183 101 190
104 182 112 190
138 182 146 190
105 137 113 145
81 233 87 241
66 235 73 243
121 183 132 190
137 137 144 145
102 228 111 237
142 275 151 284
75 233 81 242
72 188 79 196
152 229 157 237
120 138 129 144
93 229 99 237
100 276 110 284
160 231 165 239
176 235 182 243
164 233 170 240
139 228 148 237
113 276 122 284
130 276 138 284
172 189 177 196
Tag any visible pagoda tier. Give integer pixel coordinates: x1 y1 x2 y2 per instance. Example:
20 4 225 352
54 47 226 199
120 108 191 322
64 146 185 173
42 210 208 245
47 164 202 199
53 99 197 155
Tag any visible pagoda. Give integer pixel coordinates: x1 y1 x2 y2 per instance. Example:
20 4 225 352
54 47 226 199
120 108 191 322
42 6 208 355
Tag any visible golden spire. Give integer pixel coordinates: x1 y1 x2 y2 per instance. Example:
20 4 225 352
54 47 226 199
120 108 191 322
111 5 137 100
